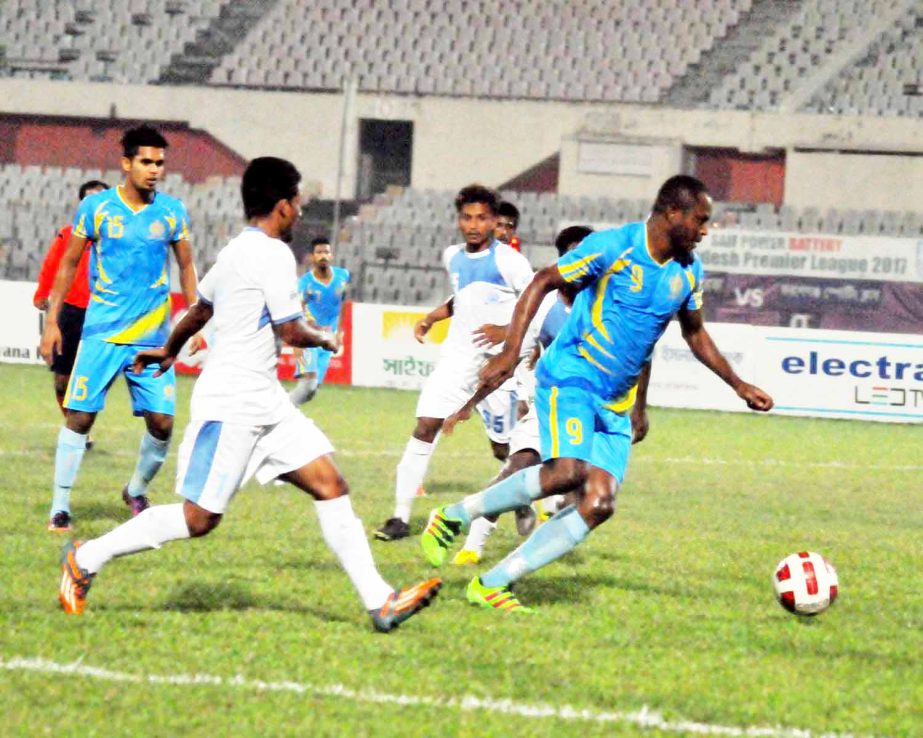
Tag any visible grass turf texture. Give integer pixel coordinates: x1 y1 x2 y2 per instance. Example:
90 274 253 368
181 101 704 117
1 363 920 737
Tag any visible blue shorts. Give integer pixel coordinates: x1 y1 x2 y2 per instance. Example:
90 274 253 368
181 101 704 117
294 347 333 383
64 338 176 417
534 383 631 482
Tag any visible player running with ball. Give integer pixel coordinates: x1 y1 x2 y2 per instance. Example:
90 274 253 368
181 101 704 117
421 175 773 613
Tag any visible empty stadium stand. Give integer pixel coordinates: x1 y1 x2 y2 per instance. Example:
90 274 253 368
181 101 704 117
0 164 241 280
2 1 919 115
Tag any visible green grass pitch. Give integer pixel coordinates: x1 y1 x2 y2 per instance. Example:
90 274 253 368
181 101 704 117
0 363 920 737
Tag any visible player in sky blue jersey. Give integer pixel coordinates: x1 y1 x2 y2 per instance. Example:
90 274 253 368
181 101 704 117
39 125 200 531
289 236 350 405
422 176 773 613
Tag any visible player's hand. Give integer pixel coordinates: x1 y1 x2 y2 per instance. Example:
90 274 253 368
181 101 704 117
133 347 174 377
33 297 49 311
443 401 476 436
334 330 345 356
477 350 517 394
526 345 541 370
39 323 62 365
737 383 773 412
187 332 207 356
472 323 507 348
413 319 432 343
319 330 338 353
630 407 649 444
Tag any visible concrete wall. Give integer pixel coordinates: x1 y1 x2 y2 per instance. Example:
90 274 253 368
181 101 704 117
0 78 920 209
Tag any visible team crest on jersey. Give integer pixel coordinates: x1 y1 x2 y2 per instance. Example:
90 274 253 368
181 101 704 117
670 274 684 298
148 221 166 239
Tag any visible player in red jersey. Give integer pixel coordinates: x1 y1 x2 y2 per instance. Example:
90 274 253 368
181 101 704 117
33 180 108 446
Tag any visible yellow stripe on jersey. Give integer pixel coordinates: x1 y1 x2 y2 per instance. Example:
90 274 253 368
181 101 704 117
91 293 118 307
603 383 638 414
558 253 602 282
92 202 108 239
589 247 635 343
578 345 615 375
94 243 113 284
584 332 615 359
94 279 118 295
106 299 170 343
150 265 167 288
549 386 560 457
685 270 695 289
74 213 88 239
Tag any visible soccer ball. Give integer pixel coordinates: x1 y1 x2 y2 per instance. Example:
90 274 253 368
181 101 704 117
773 551 838 616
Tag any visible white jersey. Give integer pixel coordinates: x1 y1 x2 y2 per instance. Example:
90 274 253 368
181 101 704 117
441 240 533 363
191 227 304 425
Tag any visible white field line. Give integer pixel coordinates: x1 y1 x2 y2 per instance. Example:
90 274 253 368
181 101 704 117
1 446 921 473
0 656 870 738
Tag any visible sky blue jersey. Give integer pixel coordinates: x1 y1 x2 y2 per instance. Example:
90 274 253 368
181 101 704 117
536 221 704 410
73 186 190 346
298 266 350 330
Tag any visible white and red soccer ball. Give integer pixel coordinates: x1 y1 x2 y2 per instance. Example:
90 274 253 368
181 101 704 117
773 551 839 616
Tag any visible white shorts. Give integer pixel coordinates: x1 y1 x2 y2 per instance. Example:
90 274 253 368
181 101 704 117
415 356 517 444
509 403 541 456
175 408 335 514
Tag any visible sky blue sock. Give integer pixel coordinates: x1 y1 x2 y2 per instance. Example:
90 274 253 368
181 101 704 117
51 426 88 515
481 505 590 588
126 432 170 497
445 465 542 526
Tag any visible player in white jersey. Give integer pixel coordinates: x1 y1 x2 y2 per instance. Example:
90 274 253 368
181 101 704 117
57 157 441 632
374 185 534 542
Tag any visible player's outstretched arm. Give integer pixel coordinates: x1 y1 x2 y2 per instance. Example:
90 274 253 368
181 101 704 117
414 296 454 343
133 300 214 377
444 266 565 436
678 308 773 412
39 232 89 363
276 319 338 352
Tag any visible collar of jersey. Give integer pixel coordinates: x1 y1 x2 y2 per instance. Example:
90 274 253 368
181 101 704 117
461 240 497 259
116 185 153 214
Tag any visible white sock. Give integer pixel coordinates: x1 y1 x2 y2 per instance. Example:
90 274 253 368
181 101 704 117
315 495 393 611
393 436 435 522
461 516 497 555
76 503 191 574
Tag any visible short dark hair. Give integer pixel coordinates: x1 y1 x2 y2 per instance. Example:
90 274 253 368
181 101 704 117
311 236 330 251
554 225 593 256
78 179 108 200
121 125 169 158
497 200 520 224
241 156 301 219
454 184 500 215
652 175 709 214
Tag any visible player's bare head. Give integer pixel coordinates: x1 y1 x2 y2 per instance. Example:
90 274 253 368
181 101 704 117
554 225 593 256
311 236 332 266
495 201 520 244
78 179 108 201
120 125 168 193
242 156 302 242
652 175 712 263
454 184 499 249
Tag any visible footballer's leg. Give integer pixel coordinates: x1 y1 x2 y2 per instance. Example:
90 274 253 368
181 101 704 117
62 420 257 613
48 337 121 530
122 356 176 516
375 415 442 541
453 448 541 565
466 466 616 614
377 359 472 541
282 453 440 632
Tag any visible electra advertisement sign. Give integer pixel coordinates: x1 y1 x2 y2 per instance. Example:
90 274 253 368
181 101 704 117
767 334 923 420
